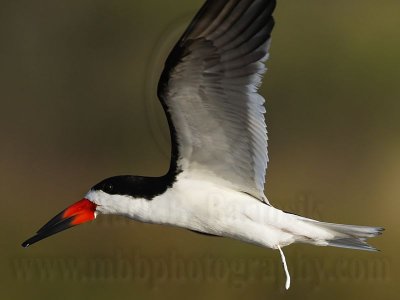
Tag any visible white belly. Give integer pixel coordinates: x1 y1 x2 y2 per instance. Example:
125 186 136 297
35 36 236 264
148 172 300 249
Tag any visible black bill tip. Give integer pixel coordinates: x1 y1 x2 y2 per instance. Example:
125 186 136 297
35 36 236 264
21 216 75 248
21 239 33 248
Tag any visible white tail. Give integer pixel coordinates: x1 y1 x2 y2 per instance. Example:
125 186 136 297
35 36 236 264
274 215 383 289
298 217 384 251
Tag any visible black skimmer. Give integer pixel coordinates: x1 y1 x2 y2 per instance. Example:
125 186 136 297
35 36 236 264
22 0 383 289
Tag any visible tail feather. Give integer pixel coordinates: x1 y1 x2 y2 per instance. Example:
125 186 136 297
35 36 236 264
299 218 384 251
327 237 378 251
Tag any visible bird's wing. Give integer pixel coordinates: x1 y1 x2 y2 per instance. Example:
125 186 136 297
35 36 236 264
158 0 276 202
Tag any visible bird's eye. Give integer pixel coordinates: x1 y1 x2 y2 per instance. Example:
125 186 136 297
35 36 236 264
104 183 114 193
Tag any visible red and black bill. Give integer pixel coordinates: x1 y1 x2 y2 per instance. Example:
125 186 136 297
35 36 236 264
22 199 97 248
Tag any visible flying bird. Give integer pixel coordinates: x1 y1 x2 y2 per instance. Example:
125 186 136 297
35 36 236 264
22 0 383 289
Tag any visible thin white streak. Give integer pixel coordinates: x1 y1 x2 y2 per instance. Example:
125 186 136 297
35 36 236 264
277 245 291 290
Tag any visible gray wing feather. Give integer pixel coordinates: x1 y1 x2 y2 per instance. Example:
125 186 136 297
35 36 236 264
158 0 276 202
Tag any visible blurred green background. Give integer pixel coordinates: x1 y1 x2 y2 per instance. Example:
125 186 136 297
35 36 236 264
1 0 399 299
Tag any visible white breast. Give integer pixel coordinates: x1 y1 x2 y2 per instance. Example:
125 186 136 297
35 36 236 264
146 171 300 249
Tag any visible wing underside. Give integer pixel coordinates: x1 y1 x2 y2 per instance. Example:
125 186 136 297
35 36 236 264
158 0 276 202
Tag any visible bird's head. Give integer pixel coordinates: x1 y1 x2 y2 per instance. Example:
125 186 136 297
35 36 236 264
21 175 160 248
